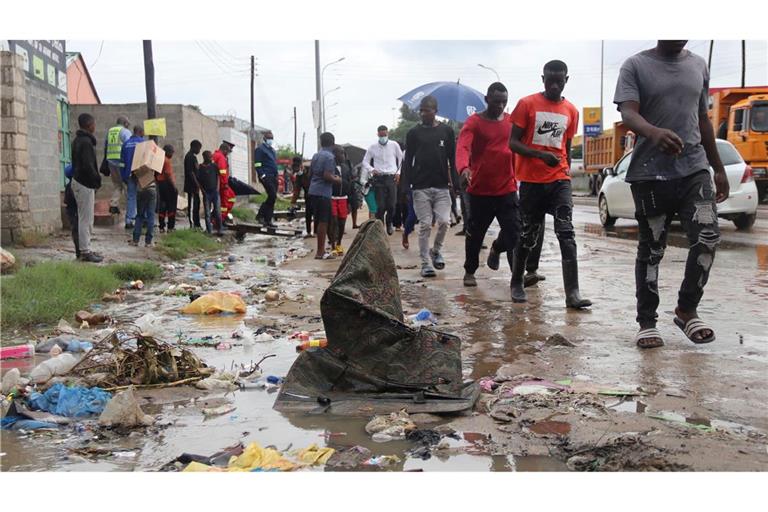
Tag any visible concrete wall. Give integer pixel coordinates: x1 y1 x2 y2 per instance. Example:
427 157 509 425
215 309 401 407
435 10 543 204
1 51 62 244
25 78 62 232
69 104 220 201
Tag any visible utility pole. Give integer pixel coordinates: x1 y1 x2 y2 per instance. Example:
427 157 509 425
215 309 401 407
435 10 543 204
315 40 321 150
142 40 157 142
600 40 604 131
250 55 255 173
741 40 746 87
301 132 306 157
293 106 297 156
708 40 714 73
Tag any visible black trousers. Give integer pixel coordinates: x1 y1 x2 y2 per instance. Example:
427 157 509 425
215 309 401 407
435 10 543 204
157 181 177 230
374 175 397 228
187 190 201 228
492 217 545 272
64 183 79 256
513 180 577 274
258 175 278 223
630 170 720 328
464 192 520 274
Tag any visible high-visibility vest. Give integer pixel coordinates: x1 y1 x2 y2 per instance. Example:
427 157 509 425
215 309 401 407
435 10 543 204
106 126 123 162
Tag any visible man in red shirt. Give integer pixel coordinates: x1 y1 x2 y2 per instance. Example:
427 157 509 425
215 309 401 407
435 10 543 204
508 60 591 308
212 142 235 225
456 82 520 287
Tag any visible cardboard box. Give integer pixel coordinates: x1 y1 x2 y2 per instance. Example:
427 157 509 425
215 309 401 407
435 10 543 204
131 140 165 189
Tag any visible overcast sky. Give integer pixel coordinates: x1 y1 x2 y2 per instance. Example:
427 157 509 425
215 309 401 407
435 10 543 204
68 40 767 155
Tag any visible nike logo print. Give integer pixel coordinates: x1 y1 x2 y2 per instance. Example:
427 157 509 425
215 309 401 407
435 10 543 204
537 126 559 135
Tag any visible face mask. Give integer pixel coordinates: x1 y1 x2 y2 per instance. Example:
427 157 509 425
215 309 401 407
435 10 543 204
265 139 274 147
378 136 388 145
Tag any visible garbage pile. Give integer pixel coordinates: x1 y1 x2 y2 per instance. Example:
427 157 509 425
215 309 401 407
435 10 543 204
69 326 213 389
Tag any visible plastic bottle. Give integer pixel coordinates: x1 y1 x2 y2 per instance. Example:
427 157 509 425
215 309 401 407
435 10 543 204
296 339 328 352
29 353 78 384
409 308 437 326
215 263 225 270
0 343 35 360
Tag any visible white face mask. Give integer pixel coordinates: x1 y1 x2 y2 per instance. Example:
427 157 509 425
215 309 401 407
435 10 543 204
265 139 274 147
378 136 388 145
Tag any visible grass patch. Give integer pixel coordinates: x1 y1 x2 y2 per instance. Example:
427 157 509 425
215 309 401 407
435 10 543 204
107 262 162 282
1 261 164 328
248 195 293 211
232 206 257 223
157 229 220 261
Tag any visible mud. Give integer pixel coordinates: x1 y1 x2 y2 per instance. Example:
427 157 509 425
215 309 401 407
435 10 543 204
1 201 767 471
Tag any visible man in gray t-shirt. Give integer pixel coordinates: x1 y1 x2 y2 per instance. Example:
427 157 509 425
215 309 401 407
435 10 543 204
613 40 729 350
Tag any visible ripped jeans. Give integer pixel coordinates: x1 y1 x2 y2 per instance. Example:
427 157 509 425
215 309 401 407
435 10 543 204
630 170 720 328
516 179 578 265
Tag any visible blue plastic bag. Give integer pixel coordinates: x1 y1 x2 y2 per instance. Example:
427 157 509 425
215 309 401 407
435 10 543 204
27 383 111 418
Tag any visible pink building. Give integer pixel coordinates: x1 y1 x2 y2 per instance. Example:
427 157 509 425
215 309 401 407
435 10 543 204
65 52 100 105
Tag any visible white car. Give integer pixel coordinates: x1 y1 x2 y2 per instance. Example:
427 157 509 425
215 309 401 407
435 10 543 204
598 139 759 230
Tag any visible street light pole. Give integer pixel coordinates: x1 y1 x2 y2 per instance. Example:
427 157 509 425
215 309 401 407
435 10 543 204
477 63 500 82
322 86 341 133
321 57 345 133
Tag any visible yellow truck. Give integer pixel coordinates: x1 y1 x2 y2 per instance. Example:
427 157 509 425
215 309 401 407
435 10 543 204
583 123 634 195
709 86 768 202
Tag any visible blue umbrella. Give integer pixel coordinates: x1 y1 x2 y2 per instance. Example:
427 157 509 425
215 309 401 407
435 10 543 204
398 81 486 123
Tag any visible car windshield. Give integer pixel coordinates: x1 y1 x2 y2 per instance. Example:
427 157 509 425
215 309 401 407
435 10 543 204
717 141 743 166
751 105 768 132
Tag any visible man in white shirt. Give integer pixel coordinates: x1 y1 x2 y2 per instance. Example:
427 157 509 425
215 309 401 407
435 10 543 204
361 125 404 235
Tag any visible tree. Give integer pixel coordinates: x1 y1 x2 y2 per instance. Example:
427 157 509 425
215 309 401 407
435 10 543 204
388 103 464 146
276 144 296 159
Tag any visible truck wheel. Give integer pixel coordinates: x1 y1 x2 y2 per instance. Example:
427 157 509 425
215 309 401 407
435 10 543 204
733 213 756 231
599 195 616 227
595 174 604 195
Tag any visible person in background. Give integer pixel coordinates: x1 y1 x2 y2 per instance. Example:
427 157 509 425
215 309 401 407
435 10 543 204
308 132 342 259
456 82 520 288
400 96 458 278
71 113 103 263
212 142 235 226
329 145 353 256
615 40 728 349
361 125 404 235
347 160 363 230
283 156 293 195
157 144 178 233
254 130 278 228
290 156 314 237
184 139 203 230
507 60 591 309
120 125 145 230
103 116 131 217
196 150 223 236
63 163 79 259
131 157 159 247
360 163 378 220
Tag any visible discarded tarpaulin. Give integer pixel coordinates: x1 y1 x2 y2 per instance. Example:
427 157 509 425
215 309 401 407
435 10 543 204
274 220 479 415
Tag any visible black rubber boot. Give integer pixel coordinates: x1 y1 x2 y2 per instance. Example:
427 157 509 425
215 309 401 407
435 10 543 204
563 259 592 309
510 250 527 303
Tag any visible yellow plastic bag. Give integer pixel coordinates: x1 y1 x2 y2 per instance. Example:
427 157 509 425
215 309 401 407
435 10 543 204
182 461 224 472
227 442 296 472
181 291 246 315
295 444 335 466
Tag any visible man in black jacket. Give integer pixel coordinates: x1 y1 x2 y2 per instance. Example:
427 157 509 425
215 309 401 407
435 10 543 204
71 113 103 263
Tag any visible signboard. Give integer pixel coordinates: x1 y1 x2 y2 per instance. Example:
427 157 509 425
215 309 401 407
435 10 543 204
311 100 321 130
7 40 67 94
143 118 167 137
583 107 603 138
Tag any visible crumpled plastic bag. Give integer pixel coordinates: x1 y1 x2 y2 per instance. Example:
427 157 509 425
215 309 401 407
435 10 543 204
27 383 111 418
98 386 155 428
181 292 247 315
365 409 416 442
294 444 335 466
226 442 296 472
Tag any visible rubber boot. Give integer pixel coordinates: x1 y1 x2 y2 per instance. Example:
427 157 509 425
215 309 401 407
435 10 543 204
510 249 527 303
562 259 592 309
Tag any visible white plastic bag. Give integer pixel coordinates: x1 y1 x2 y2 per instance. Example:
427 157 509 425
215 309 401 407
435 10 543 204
29 353 78 384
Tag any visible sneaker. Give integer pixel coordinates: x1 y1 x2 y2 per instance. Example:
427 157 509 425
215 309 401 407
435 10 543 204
455 229 466 237
128 239 139 247
124 223 134 230
421 263 437 278
335 244 344 255
430 249 445 270
109 206 120 215
386 224 394 236
145 241 156 248
158 227 166 233
79 252 103 263
463 273 477 287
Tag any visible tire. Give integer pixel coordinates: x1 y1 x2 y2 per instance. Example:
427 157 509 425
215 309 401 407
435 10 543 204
595 173 604 195
733 213 756 231
599 194 616 227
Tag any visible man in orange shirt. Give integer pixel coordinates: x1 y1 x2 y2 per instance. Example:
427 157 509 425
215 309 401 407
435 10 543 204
508 60 591 309
212 142 235 225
